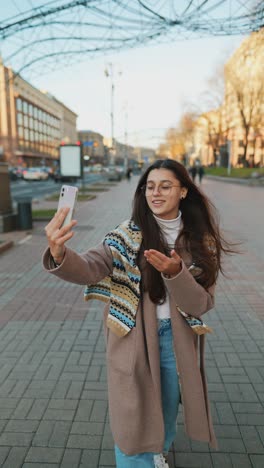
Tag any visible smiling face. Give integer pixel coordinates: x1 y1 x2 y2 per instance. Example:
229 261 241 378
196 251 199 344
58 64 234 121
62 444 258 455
145 168 187 220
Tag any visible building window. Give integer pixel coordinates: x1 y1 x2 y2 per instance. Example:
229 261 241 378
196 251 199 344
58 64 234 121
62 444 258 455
16 98 22 111
17 113 23 125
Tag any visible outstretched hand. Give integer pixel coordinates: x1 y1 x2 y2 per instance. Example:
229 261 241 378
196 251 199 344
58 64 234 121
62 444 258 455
143 249 182 277
45 207 77 263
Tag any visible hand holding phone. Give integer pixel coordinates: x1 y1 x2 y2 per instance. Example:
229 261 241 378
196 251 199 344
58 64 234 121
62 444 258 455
57 185 78 228
44 185 78 264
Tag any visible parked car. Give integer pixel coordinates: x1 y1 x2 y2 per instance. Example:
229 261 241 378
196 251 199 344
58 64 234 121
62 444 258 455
8 166 24 180
116 165 125 178
8 167 18 180
90 163 103 173
40 166 54 178
23 167 49 181
106 165 125 181
83 166 91 173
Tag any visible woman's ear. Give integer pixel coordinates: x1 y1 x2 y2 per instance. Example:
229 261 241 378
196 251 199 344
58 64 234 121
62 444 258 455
181 188 188 199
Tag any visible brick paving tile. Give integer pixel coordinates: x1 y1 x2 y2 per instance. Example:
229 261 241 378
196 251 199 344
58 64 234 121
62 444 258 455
0 177 264 467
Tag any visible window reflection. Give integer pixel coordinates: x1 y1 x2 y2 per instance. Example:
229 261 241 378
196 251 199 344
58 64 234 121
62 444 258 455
17 113 22 125
16 98 22 111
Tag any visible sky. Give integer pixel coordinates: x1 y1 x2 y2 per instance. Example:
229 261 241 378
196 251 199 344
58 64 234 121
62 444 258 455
33 35 245 149
0 2 247 149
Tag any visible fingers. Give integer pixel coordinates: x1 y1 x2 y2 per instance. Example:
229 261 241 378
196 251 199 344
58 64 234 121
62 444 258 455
144 248 181 274
48 220 76 243
144 249 165 261
44 206 77 257
170 249 181 262
44 206 77 261
45 210 77 237
54 230 75 245
55 219 77 236
45 207 69 232
144 249 168 272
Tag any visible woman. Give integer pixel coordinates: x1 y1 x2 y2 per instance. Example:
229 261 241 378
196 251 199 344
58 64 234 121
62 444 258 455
43 159 231 468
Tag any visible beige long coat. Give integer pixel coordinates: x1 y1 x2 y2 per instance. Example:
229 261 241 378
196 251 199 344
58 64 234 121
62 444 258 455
43 242 218 454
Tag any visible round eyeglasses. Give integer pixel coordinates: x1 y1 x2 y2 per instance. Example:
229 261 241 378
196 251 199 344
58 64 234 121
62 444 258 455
141 183 182 197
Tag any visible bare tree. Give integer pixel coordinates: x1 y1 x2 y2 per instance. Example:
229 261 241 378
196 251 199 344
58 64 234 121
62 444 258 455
225 30 264 166
199 110 223 165
203 65 225 109
158 112 198 163
186 65 227 166
165 128 186 161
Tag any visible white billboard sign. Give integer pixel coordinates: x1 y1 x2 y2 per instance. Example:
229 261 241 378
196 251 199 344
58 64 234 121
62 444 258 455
60 145 82 177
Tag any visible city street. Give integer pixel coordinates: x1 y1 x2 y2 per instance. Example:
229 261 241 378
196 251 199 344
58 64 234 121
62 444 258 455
10 173 105 201
0 176 263 468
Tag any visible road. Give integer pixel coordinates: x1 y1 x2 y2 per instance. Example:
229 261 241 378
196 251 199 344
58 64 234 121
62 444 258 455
10 173 105 201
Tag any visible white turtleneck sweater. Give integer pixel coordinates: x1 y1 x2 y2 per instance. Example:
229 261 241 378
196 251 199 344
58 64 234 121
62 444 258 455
154 211 182 319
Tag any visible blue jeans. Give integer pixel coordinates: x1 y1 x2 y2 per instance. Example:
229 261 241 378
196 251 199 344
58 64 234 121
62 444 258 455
115 319 181 467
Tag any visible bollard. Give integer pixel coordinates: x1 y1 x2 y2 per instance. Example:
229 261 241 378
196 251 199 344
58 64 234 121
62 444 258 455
17 198 33 230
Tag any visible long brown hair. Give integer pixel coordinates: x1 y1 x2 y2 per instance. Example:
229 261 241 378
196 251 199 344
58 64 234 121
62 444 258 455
132 159 234 304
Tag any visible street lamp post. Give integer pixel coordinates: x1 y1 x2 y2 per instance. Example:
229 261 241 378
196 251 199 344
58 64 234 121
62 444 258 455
123 101 128 171
104 64 114 163
227 128 234 176
104 63 122 165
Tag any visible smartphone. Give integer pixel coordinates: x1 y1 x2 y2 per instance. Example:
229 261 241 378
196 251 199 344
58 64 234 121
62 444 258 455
57 185 78 228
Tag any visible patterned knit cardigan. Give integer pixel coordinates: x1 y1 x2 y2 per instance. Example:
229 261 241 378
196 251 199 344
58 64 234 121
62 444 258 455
84 219 142 337
84 219 213 338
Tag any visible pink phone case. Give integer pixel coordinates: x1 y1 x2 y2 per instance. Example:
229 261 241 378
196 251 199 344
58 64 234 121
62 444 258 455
57 185 78 227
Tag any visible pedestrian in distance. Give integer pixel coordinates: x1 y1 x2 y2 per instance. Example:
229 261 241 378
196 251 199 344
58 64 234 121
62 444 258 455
198 165 205 184
126 166 133 181
43 159 235 468
189 165 197 183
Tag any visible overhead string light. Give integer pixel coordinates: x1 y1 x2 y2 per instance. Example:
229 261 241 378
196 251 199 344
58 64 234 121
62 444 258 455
0 0 263 78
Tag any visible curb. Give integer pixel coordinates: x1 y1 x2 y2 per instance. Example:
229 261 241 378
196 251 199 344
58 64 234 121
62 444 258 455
206 175 264 186
33 218 51 222
0 240 14 254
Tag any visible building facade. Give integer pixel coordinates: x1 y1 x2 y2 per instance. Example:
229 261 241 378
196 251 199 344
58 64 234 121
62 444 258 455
193 29 264 167
0 58 78 167
77 130 106 165
223 29 264 167
78 130 154 168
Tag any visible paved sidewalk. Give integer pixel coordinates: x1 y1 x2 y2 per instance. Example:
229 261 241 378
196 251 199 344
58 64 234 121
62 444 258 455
0 176 263 467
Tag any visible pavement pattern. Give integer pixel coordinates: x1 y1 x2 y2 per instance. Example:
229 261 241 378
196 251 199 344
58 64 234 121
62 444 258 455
0 176 263 468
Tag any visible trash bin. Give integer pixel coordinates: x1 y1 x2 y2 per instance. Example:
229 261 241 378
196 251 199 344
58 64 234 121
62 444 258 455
17 198 32 230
